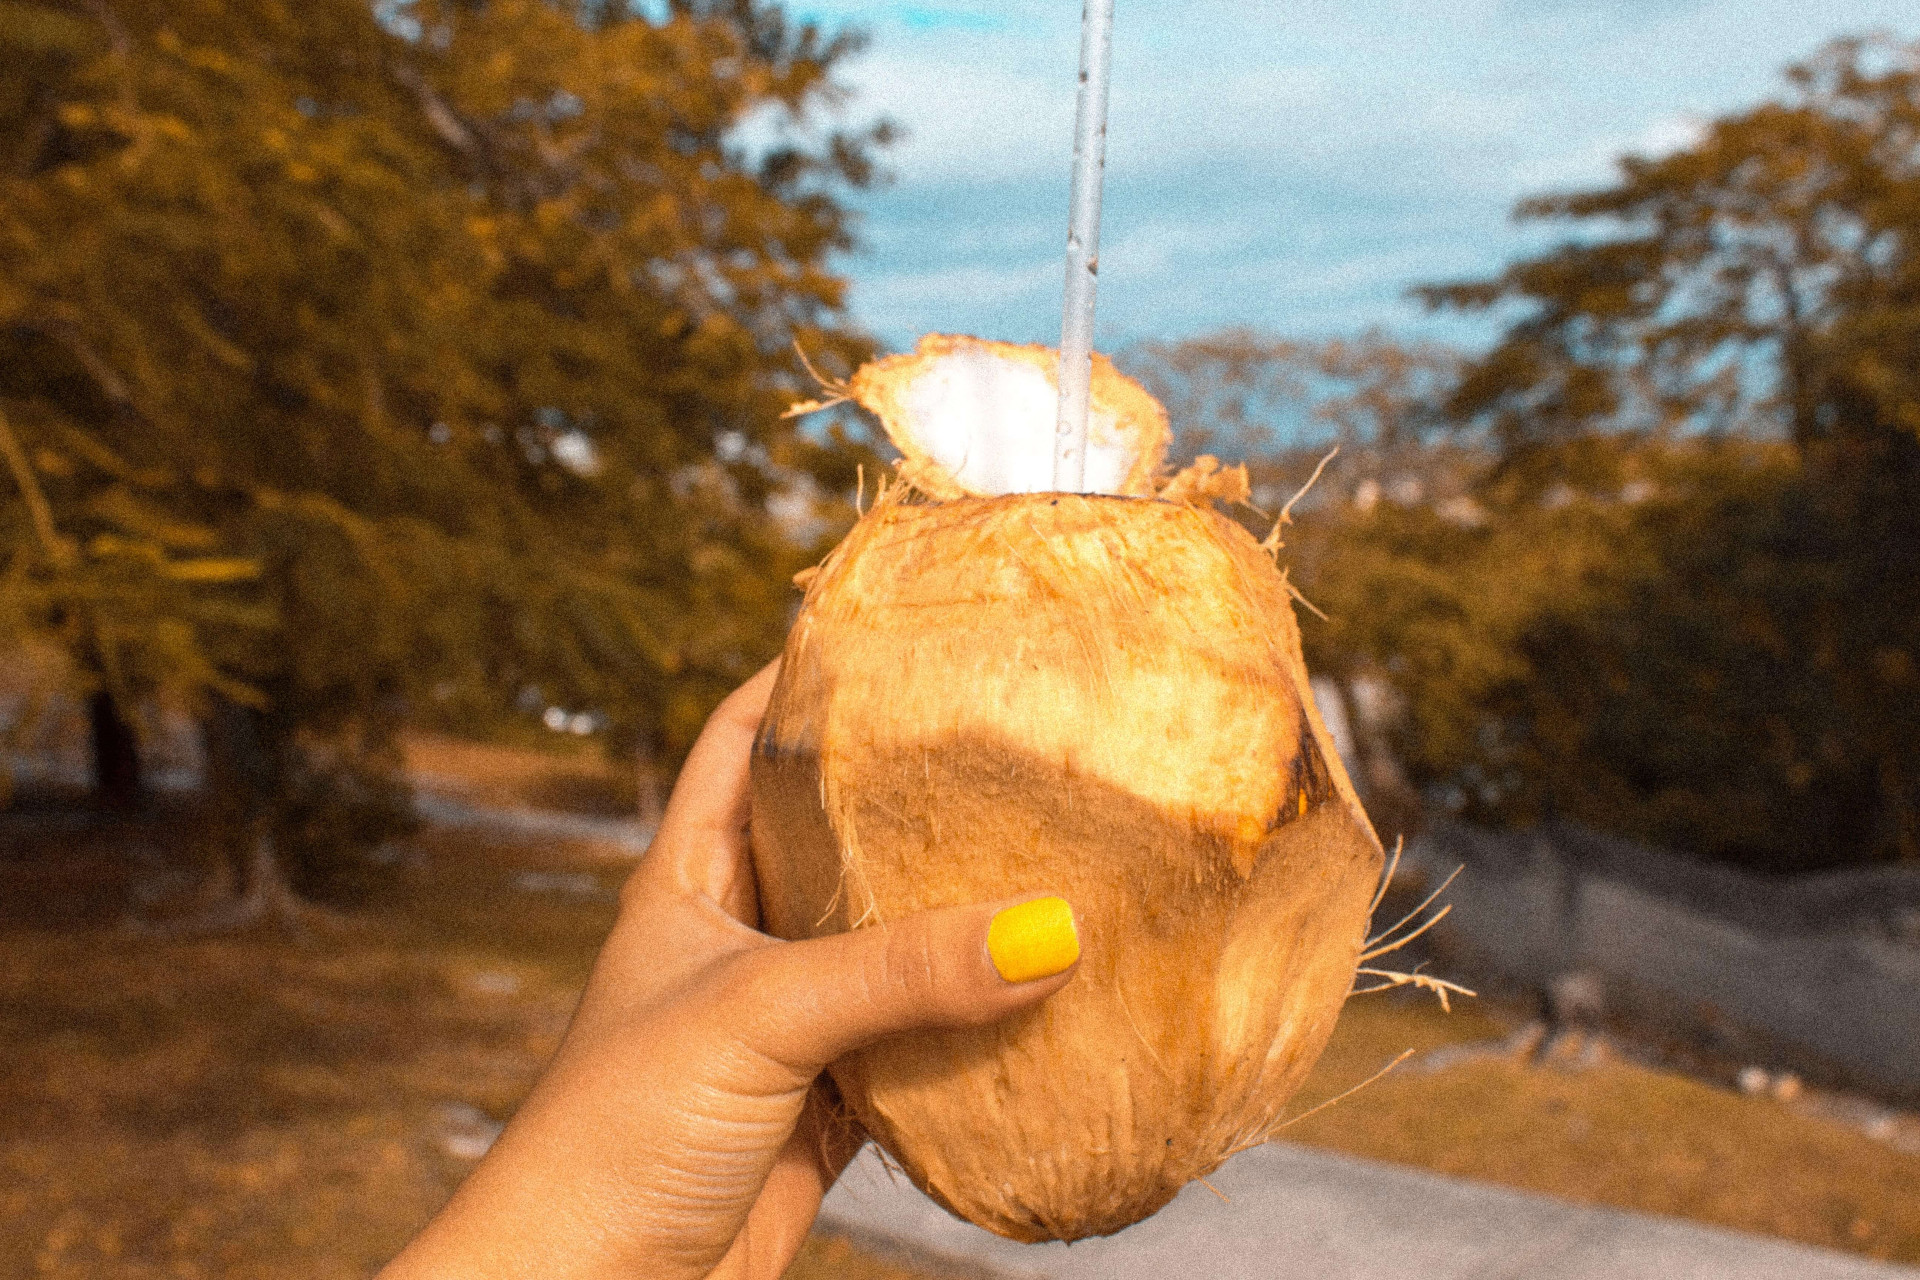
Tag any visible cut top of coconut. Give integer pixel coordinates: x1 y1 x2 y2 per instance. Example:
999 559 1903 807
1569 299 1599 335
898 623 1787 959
844 335 1170 500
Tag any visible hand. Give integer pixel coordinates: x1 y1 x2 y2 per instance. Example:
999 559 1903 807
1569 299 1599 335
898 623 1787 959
381 662 1080 1279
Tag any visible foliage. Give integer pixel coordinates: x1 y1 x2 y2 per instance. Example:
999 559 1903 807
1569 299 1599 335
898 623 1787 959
1128 37 1920 870
1487 442 1910 868
1126 327 1469 507
1420 35 1920 464
0 0 881 864
1413 34 1920 869
1124 331 1484 840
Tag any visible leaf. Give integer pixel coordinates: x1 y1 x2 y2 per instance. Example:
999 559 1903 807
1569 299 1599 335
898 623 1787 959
160 557 261 583
0 2 102 56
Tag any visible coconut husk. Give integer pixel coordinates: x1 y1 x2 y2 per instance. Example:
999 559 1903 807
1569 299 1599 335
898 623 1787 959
752 484 1382 1241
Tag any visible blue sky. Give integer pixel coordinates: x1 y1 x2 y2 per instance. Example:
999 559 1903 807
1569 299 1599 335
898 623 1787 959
781 0 1915 353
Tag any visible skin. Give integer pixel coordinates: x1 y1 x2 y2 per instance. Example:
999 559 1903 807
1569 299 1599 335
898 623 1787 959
381 663 1078 1279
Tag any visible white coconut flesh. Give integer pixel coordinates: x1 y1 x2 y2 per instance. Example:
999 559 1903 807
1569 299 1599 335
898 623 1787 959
898 348 1129 494
845 334 1172 499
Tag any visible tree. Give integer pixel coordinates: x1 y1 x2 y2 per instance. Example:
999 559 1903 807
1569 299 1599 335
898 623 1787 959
0 0 882 908
1125 37 1920 870
1417 35 1920 869
1123 331 1477 839
1126 327 1467 507
1422 36 1920 458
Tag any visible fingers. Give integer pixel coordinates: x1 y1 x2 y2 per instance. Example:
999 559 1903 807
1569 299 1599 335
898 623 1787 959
712 896 1081 1092
647 661 780 915
657 661 779 846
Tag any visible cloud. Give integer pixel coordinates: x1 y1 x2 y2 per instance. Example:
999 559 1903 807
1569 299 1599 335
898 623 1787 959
851 256 1064 341
849 44 1075 184
797 0 1918 350
1631 115 1711 160
890 4 1012 34
1509 112 1712 193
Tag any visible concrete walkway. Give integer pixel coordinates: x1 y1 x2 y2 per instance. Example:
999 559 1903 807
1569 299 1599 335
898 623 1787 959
409 789 654 854
818 1142 1919 1279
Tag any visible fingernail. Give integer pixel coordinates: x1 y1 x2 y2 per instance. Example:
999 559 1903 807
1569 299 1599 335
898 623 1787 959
988 897 1080 984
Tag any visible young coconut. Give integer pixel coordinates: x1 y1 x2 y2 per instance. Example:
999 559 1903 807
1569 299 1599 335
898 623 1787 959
752 335 1383 1242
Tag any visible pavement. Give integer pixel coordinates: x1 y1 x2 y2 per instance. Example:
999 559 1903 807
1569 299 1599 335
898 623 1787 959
817 1142 1920 1280
408 789 654 854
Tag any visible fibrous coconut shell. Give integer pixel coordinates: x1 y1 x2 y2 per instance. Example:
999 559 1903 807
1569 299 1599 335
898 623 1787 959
753 342 1383 1241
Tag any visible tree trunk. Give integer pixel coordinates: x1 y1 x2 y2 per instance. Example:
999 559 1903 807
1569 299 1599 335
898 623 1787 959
636 744 665 831
228 819 303 926
88 688 142 809
129 817 306 936
187 695 304 928
202 696 273 812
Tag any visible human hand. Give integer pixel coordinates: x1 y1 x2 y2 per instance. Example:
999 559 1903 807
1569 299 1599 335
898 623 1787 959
380 662 1081 1279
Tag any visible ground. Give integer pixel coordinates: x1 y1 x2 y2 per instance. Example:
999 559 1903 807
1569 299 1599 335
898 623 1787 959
1 738 1915 1278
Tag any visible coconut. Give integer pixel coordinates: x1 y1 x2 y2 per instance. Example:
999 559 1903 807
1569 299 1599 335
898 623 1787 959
751 335 1383 1242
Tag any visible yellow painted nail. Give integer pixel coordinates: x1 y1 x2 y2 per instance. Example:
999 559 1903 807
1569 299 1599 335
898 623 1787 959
988 897 1080 984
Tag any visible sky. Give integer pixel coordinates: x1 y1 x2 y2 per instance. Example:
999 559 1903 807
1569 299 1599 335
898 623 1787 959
779 0 1916 353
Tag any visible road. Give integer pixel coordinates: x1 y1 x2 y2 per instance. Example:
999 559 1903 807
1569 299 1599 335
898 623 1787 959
819 1141 1920 1279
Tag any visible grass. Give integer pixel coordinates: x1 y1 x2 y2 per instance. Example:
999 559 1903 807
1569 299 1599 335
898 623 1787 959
0 788 944 1280
2 747 1916 1277
1285 998 1920 1264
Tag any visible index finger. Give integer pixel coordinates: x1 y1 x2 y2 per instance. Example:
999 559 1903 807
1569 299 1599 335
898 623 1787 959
649 660 781 914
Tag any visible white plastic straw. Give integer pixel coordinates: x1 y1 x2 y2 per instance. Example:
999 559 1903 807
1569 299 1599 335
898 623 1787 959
1053 0 1115 492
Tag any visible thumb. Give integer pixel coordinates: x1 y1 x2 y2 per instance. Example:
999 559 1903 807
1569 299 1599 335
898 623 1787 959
717 895 1081 1089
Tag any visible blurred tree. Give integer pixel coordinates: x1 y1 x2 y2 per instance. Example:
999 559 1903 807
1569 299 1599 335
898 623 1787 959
1127 36 1920 871
1416 34 1920 869
0 0 881 910
1123 328 1875 871
1126 328 1466 508
1124 331 1478 838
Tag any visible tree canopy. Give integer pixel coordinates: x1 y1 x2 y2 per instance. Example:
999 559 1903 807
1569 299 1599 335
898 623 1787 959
1416 35 1920 869
1132 36 1920 871
1422 34 1920 463
0 0 879 870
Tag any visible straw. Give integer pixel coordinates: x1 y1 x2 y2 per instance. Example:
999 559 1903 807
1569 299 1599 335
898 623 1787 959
1053 0 1116 492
